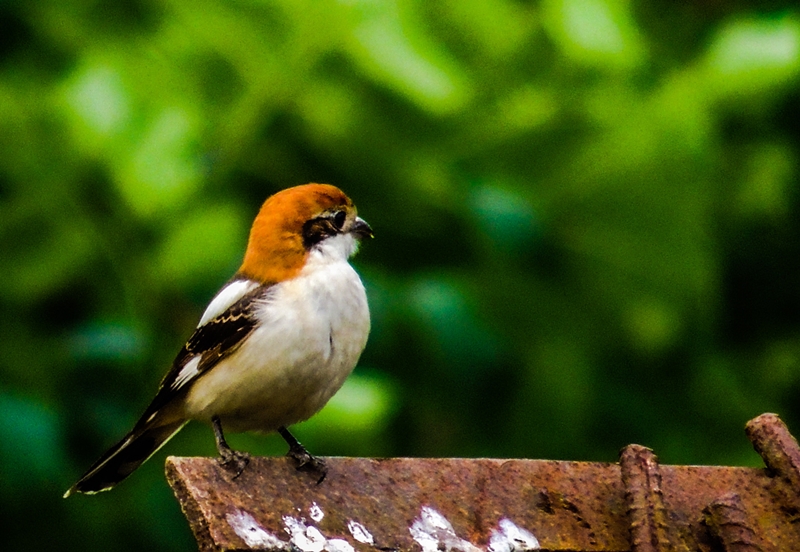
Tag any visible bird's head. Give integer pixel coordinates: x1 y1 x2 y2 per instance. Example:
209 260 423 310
239 184 373 284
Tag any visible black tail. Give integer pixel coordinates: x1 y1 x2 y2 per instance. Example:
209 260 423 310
64 419 187 497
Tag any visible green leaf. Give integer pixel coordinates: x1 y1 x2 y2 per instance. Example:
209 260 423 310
154 203 248 290
703 15 800 98
542 0 647 70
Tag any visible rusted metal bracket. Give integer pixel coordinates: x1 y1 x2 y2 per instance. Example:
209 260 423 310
166 413 800 551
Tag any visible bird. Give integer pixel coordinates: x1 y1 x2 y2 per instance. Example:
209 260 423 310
65 183 373 497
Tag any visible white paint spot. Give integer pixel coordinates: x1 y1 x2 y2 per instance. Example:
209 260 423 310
324 539 355 552
310 502 325 522
347 520 374 544
283 516 327 552
409 506 481 552
227 510 287 549
282 516 356 552
232 506 538 552
488 518 540 552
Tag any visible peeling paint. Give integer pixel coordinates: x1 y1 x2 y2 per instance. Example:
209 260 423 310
310 502 325 522
283 516 326 552
347 520 374 545
409 507 539 552
488 518 540 552
409 506 482 552
283 515 355 552
227 510 287 549
230 508 538 552
324 538 355 552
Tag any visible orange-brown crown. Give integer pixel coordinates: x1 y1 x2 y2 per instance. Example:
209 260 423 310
238 184 355 283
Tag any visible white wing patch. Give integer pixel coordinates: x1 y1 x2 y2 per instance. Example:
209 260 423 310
198 279 259 327
172 356 201 390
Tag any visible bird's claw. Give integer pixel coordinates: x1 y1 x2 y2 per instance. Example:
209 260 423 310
287 444 327 484
217 449 251 479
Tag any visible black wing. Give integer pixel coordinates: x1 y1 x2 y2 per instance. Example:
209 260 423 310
139 284 271 421
65 283 273 495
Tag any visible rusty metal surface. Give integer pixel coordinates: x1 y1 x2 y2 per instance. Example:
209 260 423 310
703 493 765 552
166 459 799 552
619 445 687 552
167 456 629 552
745 413 800 516
166 413 800 551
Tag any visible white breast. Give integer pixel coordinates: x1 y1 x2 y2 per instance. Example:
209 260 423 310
183 247 370 433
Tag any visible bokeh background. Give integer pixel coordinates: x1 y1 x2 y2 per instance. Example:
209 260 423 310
3 0 800 549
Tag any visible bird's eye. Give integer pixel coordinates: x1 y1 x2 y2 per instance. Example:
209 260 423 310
332 210 347 230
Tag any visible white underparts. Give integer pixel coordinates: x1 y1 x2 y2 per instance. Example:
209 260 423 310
181 240 370 432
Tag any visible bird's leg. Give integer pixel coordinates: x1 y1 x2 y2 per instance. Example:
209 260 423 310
212 416 250 478
278 426 327 483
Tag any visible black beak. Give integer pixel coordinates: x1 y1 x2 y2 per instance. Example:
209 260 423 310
352 217 374 239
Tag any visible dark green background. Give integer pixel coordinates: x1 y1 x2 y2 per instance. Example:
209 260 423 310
2 0 800 549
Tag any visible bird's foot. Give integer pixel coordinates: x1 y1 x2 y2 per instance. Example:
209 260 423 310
287 443 327 484
217 448 251 479
212 416 250 478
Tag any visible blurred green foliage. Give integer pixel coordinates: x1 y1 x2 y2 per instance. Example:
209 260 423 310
2 0 800 549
